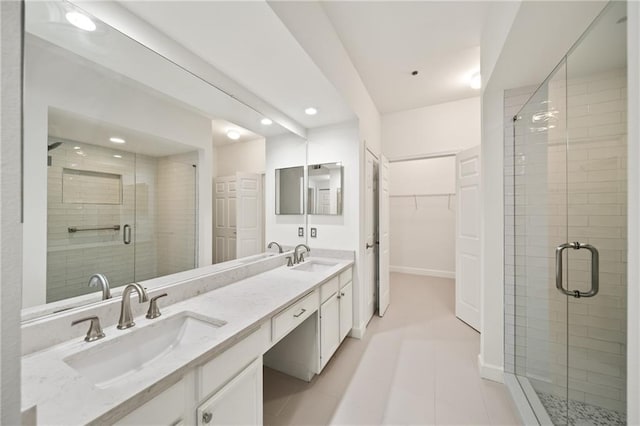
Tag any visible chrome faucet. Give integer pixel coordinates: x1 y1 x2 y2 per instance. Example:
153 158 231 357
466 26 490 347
267 241 283 253
117 282 149 330
88 273 111 300
294 244 310 264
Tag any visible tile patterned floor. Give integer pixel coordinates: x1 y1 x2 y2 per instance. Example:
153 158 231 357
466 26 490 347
263 273 522 425
537 392 626 426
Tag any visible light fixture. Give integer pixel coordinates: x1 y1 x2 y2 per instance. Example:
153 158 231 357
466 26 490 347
73 146 81 150
65 11 96 32
304 107 318 116
113 154 122 159
261 118 273 126
470 72 481 89
109 137 126 144
226 130 240 140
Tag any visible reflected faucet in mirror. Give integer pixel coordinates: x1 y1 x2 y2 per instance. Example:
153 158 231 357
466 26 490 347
267 241 283 254
88 273 111 300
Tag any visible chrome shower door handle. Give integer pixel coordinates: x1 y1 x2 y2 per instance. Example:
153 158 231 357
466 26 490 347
123 224 131 245
578 243 599 298
555 242 599 298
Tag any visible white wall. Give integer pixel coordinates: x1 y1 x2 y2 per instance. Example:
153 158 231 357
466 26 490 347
381 98 480 279
215 138 265 177
0 2 23 423
307 122 359 250
264 132 307 248
389 157 456 278
23 36 214 307
381 97 480 160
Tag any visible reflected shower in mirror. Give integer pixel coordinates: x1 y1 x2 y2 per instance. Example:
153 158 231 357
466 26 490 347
275 166 305 215
22 0 296 317
307 163 343 215
46 108 198 304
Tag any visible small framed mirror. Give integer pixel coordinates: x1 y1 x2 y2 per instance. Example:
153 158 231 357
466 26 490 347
307 162 343 215
275 166 305 215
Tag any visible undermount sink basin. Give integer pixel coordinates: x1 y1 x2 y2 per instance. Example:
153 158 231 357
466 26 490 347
64 312 225 389
292 259 339 272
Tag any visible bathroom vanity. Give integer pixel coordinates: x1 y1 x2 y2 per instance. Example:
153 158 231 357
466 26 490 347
21 254 354 425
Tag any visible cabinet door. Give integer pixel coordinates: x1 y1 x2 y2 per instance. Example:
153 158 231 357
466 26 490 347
339 281 353 342
197 358 262 426
115 379 186 426
320 293 340 370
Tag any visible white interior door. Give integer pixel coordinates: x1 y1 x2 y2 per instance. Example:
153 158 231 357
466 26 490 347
455 146 481 331
213 176 237 263
378 155 390 316
236 172 262 258
365 150 378 321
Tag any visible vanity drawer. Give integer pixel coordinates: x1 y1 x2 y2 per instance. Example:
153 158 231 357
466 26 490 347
272 290 318 344
320 276 339 303
198 323 268 400
340 267 352 287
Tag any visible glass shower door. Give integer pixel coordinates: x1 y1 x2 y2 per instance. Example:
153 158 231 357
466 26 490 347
564 2 627 423
47 141 136 302
512 2 628 424
513 59 570 424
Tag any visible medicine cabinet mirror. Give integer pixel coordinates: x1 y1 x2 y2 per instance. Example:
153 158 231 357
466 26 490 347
275 166 305 215
307 163 343 215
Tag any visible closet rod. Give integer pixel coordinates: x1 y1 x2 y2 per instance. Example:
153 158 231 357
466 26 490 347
388 151 458 163
390 193 455 198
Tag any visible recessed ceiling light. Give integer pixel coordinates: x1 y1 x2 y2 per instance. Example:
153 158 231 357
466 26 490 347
305 107 318 116
109 137 126 144
113 154 122 159
65 11 96 32
73 146 81 150
261 118 273 126
470 72 481 89
227 130 240 140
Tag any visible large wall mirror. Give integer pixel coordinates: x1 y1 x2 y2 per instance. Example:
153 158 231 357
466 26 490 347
23 0 299 319
307 163 343 215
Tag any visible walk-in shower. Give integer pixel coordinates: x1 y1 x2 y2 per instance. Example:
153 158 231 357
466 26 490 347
505 2 627 425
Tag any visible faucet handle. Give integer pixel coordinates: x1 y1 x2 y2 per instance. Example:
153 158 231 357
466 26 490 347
71 316 105 342
298 252 305 263
146 293 168 319
286 256 294 267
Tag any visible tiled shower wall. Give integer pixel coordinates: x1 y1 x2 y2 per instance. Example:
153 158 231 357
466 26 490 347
47 142 196 302
504 67 627 414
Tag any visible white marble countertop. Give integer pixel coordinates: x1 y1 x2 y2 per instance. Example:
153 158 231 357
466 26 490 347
21 256 354 425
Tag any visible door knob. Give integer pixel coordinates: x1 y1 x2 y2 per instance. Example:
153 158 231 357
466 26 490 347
202 412 213 424
366 243 374 249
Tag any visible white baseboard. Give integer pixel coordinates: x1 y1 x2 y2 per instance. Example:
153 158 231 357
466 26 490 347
478 354 504 383
349 325 366 340
390 265 455 279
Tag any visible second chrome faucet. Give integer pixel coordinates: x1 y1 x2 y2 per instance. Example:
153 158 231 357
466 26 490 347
117 282 148 330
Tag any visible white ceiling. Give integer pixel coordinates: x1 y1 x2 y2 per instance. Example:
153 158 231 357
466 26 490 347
120 1 355 129
321 1 490 114
211 119 262 147
48 107 196 157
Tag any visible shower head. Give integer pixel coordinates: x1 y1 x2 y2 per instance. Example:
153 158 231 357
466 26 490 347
48 142 63 151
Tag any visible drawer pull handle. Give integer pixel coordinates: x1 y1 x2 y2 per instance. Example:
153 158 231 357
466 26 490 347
202 412 213 424
293 308 306 318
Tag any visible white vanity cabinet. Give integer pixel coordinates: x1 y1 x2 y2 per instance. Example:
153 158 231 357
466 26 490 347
115 326 267 426
196 358 262 426
114 378 191 426
319 267 353 371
